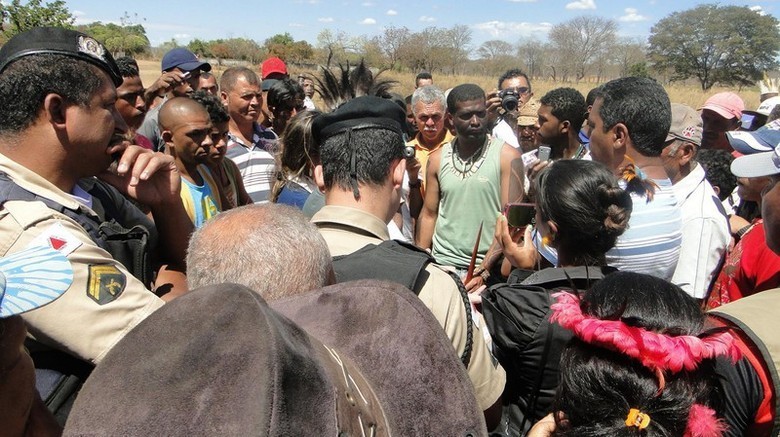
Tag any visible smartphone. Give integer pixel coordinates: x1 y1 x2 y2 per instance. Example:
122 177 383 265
537 145 551 162
504 203 535 228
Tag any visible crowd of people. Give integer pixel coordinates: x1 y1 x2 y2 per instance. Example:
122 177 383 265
3 26 780 436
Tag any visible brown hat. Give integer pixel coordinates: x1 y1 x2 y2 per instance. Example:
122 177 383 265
517 98 540 127
666 103 702 146
64 281 485 436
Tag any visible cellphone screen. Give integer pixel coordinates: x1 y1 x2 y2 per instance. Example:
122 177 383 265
505 203 535 228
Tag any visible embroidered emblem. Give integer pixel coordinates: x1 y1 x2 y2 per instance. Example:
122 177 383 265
87 265 125 305
77 36 106 62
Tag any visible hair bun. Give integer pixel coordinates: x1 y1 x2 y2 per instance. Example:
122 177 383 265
598 184 631 235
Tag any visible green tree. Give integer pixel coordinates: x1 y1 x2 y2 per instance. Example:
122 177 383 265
79 14 150 56
188 38 211 57
0 0 74 40
649 4 780 90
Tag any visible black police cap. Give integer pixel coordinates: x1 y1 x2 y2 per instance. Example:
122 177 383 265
312 96 406 143
0 27 122 86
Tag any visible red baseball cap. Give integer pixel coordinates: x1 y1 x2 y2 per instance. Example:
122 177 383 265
699 92 744 120
261 57 287 79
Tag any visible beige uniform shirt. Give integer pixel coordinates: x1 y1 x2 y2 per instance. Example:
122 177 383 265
312 205 505 410
0 154 163 364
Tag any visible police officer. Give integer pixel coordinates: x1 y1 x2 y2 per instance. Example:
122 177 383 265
0 27 193 365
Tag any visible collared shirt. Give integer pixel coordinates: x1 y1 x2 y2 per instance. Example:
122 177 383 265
225 123 278 203
137 101 164 152
407 130 454 194
312 205 506 410
0 153 163 364
670 164 730 298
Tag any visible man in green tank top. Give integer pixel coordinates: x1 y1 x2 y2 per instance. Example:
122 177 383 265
417 84 525 291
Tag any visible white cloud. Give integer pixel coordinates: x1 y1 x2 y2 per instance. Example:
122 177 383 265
565 0 596 10
387 9 398 15
173 33 192 40
289 23 305 28
619 8 647 22
419 15 436 22
473 20 553 39
361 18 377 25
750 5 766 16
318 17 334 22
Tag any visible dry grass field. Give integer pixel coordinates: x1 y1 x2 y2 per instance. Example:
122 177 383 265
137 59 761 111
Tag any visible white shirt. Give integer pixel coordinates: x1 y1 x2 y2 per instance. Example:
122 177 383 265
670 164 730 298
492 118 519 149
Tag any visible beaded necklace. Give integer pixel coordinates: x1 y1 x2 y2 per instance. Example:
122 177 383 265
451 137 489 179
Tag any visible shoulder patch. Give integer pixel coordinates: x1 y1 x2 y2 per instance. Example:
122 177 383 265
27 222 83 256
87 265 126 305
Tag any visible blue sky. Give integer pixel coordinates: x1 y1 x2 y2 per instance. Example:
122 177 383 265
65 0 778 49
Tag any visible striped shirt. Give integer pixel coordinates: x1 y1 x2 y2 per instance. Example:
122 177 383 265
225 123 278 203
537 177 682 281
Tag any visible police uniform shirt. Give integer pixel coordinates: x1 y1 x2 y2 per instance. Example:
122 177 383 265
312 205 506 411
0 153 164 364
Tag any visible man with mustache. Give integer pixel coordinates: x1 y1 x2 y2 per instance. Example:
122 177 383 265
0 27 192 365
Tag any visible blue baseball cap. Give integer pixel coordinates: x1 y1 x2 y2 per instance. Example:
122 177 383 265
727 119 780 155
0 245 73 318
161 48 211 73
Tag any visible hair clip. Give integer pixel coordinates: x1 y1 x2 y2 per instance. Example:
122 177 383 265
626 408 651 430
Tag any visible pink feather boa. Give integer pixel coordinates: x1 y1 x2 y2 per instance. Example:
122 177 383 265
549 292 741 373
685 404 728 437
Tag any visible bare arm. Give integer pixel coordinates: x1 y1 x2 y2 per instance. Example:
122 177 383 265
415 149 442 249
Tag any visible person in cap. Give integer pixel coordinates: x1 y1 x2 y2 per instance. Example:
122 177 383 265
417 84 525 290
260 56 289 129
1 246 73 437
741 96 780 132
65 281 487 436
706 140 780 436
310 95 506 430
516 97 540 154
137 47 212 151
706 121 780 309
0 27 192 365
661 103 730 300
221 66 278 203
700 91 745 150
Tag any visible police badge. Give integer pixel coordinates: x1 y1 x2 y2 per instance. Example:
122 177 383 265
77 35 106 62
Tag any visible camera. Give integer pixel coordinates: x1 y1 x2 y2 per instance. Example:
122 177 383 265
499 89 520 112
402 145 415 159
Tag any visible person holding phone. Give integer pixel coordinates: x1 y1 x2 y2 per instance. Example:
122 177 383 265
480 159 632 434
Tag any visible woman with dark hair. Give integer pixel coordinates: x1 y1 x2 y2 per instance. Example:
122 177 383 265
528 271 739 436
481 159 633 435
271 110 321 208
267 78 305 135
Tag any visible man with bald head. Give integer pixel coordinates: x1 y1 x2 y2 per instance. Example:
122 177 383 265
159 97 222 227
187 203 332 300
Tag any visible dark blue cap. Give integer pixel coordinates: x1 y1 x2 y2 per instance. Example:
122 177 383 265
161 47 211 73
0 26 122 86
